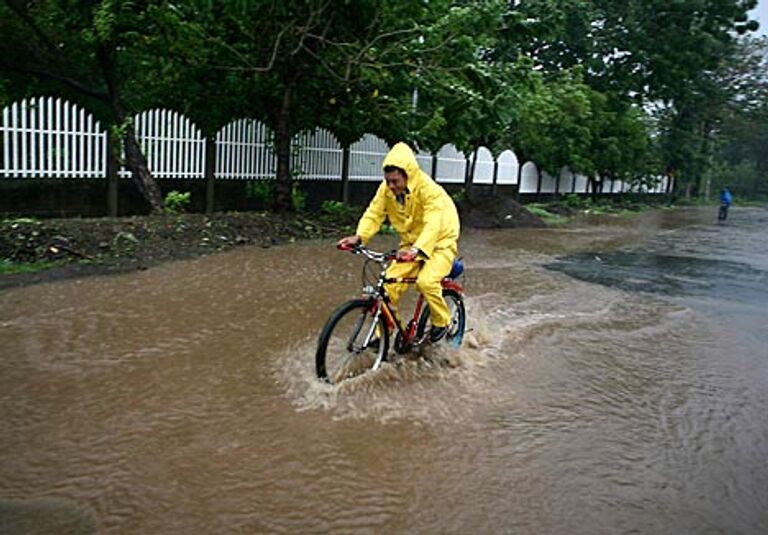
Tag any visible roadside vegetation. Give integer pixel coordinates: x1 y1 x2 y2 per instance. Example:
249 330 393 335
0 195 668 281
525 195 667 226
0 205 362 281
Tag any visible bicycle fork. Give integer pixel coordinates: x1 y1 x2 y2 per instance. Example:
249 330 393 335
366 301 389 371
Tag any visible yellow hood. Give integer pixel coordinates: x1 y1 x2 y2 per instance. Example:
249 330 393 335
356 142 460 258
382 142 423 183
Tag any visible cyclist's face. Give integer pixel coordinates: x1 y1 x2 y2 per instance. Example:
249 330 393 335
384 170 407 195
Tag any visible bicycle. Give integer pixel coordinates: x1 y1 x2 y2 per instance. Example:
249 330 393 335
718 202 730 221
315 244 466 384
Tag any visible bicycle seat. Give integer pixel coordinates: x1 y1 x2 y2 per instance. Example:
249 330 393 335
447 258 464 279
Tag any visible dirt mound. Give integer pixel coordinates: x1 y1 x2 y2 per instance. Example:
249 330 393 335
0 212 355 289
1 199 546 290
457 193 546 229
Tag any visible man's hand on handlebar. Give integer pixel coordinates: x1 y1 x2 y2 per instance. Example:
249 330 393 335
337 235 361 250
396 247 419 262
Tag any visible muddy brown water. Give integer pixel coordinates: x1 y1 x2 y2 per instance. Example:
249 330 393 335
1 207 767 534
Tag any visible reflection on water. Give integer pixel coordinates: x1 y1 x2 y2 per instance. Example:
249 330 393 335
544 251 768 300
1 207 767 533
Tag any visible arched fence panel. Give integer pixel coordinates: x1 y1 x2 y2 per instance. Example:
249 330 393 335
349 134 388 182
120 109 205 179
471 146 495 184
651 176 666 193
519 162 538 193
558 168 573 193
1 96 107 179
435 144 466 184
496 150 519 185
540 171 557 193
574 174 589 193
215 119 275 180
414 149 433 176
292 128 342 181
3 96 673 216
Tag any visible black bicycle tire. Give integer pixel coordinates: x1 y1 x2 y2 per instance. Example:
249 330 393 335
315 299 390 383
416 288 466 346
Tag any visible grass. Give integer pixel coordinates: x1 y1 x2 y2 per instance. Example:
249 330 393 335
0 258 68 275
2 217 40 225
525 196 667 226
525 204 569 226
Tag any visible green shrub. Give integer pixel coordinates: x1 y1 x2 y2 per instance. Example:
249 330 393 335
291 183 307 211
245 180 275 205
451 189 466 203
526 204 567 226
562 193 585 209
246 180 305 210
320 200 360 220
164 190 191 214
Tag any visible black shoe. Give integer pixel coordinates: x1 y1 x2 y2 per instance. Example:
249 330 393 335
429 326 447 343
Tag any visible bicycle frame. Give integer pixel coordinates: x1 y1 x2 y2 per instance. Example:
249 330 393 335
315 244 467 381
350 245 464 353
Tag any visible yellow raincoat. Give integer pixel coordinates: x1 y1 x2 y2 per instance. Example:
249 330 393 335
356 142 460 327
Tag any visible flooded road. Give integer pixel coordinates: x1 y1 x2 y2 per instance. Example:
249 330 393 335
1 206 767 534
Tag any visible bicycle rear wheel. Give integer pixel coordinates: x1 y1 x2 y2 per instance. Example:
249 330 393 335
316 299 389 384
416 289 466 347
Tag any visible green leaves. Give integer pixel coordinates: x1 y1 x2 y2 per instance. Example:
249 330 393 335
2 0 764 202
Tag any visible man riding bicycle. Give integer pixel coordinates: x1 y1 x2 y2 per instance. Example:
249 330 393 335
338 142 461 343
718 187 733 221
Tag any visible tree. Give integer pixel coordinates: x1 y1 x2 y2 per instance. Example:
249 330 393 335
707 36 768 198
0 0 180 213
165 0 434 210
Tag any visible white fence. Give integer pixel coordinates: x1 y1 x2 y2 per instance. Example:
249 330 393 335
216 118 275 180
349 134 388 182
1 96 671 194
119 109 205 179
0 97 107 179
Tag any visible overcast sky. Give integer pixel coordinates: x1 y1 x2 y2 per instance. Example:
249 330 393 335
750 0 768 36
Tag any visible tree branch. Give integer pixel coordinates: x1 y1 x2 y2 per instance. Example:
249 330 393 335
1 63 110 103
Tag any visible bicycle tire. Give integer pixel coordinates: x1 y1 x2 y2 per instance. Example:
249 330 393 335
416 289 466 347
316 299 390 384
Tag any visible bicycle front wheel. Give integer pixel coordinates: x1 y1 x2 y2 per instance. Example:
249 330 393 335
416 289 466 347
316 299 390 384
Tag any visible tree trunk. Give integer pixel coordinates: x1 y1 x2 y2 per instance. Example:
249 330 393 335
535 166 542 201
491 159 498 197
515 160 523 200
273 83 295 212
122 125 164 214
99 44 164 214
588 176 599 199
465 144 479 198
340 145 350 203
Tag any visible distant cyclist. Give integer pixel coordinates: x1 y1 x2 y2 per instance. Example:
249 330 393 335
718 187 733 221
337 142 460 343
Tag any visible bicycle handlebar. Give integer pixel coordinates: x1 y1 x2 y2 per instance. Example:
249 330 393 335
337 243 395 263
